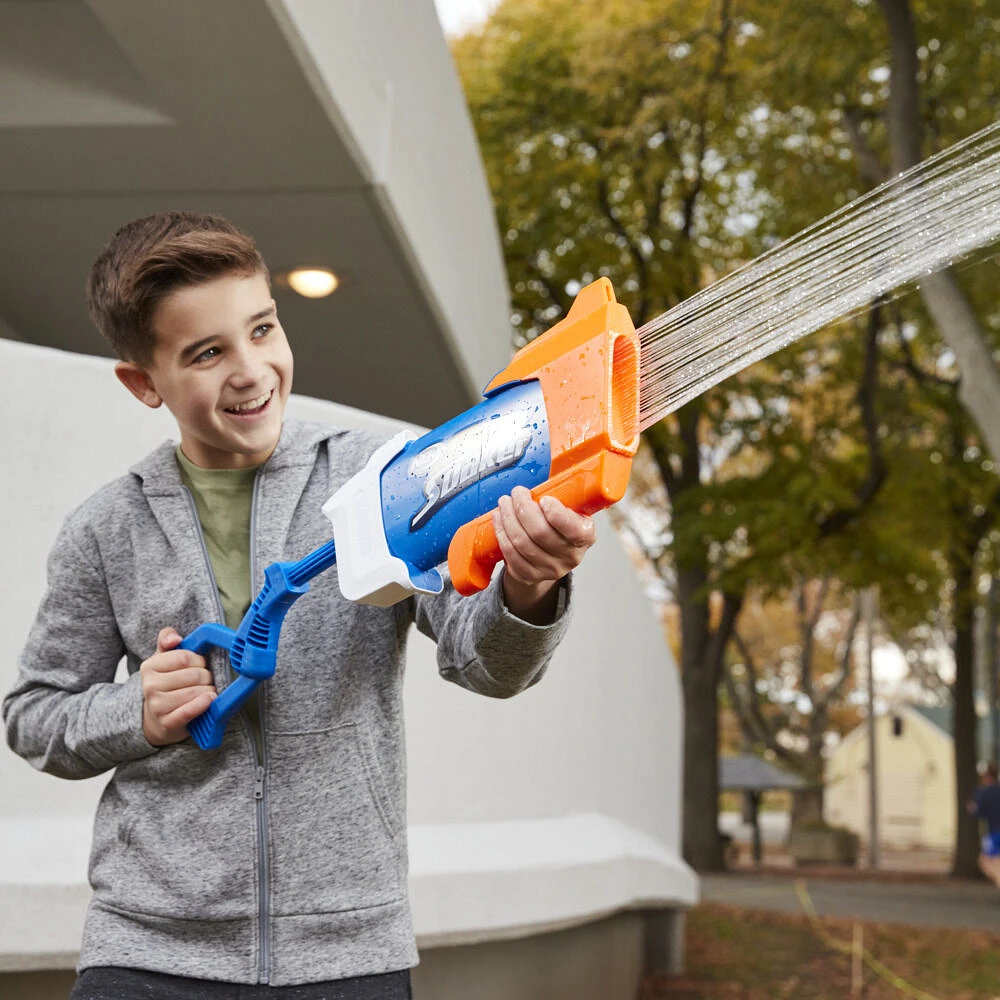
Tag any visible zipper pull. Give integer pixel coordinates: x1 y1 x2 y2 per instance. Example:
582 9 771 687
254 766 265 800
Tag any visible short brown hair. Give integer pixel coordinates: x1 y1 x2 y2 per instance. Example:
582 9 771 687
87 211 268 366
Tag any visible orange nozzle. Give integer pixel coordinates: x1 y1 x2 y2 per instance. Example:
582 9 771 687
447 278 640 595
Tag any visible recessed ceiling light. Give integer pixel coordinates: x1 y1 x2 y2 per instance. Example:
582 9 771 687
284 268 339 298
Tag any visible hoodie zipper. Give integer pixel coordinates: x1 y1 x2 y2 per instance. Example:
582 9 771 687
182 482 271 984
253 754 270 983
248 472 271 984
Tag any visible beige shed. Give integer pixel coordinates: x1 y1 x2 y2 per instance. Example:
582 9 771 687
825 704 996 851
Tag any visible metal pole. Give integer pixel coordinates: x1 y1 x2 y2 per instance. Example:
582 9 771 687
749 791 762 866
865 587 880 868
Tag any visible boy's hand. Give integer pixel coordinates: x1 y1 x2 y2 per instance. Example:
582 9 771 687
493 485 596 625
140 627 217 746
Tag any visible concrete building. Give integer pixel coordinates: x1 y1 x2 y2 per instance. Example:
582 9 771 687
0 3 694 998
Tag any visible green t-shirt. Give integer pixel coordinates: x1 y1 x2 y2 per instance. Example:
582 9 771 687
176 448 262 748
176 448 256 630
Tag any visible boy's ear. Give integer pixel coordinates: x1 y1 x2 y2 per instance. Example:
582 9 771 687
115 362 163 409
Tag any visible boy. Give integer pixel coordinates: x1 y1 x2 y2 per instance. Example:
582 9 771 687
3 212 594 998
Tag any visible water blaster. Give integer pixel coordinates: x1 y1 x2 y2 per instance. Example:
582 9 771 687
181 277 640 749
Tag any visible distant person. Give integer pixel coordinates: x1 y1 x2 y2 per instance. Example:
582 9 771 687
969 761 1000 887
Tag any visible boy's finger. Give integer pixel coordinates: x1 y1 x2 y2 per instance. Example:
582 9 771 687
155 627 183 654
493 510 532 576
146 648 207 674
169 690 217 731
155 687 217 727
539 495 596 548
150 666 215 693
510 487 571 547
495 499 569 585
506 487 594 562
497 493 553 564
170 688 216 726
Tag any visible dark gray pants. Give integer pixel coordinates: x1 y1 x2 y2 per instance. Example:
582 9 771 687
69 967 412 1000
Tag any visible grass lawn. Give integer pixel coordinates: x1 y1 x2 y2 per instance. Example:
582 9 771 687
641 903 1000 999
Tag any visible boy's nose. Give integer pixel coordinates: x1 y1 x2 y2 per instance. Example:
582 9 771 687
229 349 267 387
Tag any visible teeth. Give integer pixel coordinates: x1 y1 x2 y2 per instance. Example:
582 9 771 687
228 390 272 413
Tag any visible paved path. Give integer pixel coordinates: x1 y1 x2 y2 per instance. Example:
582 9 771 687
700 873 1000 934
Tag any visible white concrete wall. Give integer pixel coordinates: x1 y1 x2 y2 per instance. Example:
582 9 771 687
0 337 694 974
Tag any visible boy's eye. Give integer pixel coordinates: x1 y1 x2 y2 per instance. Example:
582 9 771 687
252 323 273 339
193 346 220 363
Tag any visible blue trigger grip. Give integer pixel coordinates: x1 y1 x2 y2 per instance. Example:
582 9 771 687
179 623 256 751
187 676 261 751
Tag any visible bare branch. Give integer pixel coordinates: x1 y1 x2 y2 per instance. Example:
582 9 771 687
680 0 733 241
841 108 887 187
816 592 862 712
729 630 799 768
890 303 959 391
525 259 572 319
642 420 679 498
724 662 797 767
709 590 743 681
596 175 650 323
799 578 830 702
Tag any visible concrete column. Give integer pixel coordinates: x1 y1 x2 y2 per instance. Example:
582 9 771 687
643 907 686 977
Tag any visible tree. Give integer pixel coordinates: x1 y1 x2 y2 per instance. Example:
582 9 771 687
453 0 1000 874
725 581 862 826
742 0 1000 878
455 0 772 871
884 316 1000 876
877 0 1000 878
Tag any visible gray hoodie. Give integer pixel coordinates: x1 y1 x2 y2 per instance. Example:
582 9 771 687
3 421 570 986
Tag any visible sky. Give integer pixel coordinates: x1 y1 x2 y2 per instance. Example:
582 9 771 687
433 0 499 36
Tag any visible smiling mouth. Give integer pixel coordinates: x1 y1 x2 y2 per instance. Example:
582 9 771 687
224 389 274 416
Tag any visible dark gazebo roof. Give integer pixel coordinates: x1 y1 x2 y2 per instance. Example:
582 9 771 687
719 754 806 792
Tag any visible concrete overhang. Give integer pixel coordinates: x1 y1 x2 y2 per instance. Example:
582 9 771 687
0 0 511 427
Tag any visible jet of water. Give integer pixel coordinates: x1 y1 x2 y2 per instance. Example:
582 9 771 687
638 120 1000 430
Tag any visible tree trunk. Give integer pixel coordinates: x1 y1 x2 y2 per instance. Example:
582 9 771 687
791 744 827 829
951 548 983 878
791 786 825 829
678 566 725 871
878 0 1000 462
647 409 743 873
678 578 743 872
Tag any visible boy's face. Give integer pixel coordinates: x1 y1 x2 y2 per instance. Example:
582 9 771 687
116 272 293 469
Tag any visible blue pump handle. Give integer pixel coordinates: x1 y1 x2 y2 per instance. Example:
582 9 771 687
180 539 337 750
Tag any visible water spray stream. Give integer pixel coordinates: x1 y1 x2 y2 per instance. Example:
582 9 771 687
637 119 1000 430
